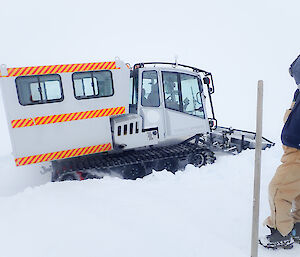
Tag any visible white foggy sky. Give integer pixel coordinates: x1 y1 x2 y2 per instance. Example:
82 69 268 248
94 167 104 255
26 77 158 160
0 0 300 153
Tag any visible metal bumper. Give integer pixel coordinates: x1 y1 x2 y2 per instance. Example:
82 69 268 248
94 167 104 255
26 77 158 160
209 126 275 154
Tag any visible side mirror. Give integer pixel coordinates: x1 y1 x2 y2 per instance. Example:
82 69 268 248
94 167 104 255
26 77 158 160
203 77 210 85
203 76 214 94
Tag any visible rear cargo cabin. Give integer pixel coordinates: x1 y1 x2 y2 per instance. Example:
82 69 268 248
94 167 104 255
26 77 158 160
0 60 129 166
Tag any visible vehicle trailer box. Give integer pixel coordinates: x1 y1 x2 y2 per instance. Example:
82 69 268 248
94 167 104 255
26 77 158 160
0 60 129 166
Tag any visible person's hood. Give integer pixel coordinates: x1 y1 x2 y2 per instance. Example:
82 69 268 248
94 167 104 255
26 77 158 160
290 55 300 87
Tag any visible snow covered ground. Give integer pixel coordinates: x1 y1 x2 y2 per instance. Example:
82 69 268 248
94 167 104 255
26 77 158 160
0 146 300 257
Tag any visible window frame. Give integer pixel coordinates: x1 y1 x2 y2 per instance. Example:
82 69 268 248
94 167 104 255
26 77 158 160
15 74 64 106
141 70 160 107
72 70 114 100
162 71 205 118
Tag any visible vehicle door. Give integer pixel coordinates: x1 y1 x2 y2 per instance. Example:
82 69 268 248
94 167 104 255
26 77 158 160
161 71 210 138
138 69 166 139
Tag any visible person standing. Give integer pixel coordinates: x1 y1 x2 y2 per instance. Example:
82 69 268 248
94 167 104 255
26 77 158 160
260 55 300 249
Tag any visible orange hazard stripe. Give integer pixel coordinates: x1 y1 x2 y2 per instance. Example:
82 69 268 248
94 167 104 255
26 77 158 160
11 106 125 128
0 61 119 78
15 143 112 166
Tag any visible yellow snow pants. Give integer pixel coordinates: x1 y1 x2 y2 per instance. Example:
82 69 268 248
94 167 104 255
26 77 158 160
264 145 300 236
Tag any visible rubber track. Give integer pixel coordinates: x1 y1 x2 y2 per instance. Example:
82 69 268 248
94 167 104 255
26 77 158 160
52 142 215 181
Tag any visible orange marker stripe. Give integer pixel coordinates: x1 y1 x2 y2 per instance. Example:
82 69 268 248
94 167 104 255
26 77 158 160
85 63 94 71
23 119 34 127
64 64 72 72
25 67 35 76
114 106 122 116
30 154 41 164
10 68 21 77
34 116 42 124
101 62 109 70
12 107 125 128
36 65 45 75
71 148 82 158
72 111 82 121
93 63 102 70
37 116 49 125
1 62 120 77
11 120 19 128
47 115 58 124
17 119 29 128
89 62 98 71
38 153 51 163
107 62 114 69
89 145 99 154
93 109 102 117
91 145 100 154
74 147 85 157
40 66 50 75
69 64 79 73
18 156 29 166
98 62 106 70
111 62 117 69
50 65 60 74
83 110 93 120
66 112 76 122
46 65 57 74
107 62 115 70
21 67 31 76
117 107 122 115
83 146 93 156
58 114 69 123
102 143 110 152
79 63 89 72
14 67 27 77
85 110 96 119
90 145 99 154
83 146 91 155
57 65 67 73
28 66 38 75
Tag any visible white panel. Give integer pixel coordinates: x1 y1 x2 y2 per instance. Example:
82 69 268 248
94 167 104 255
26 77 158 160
165 109 210 138
12 117 112 157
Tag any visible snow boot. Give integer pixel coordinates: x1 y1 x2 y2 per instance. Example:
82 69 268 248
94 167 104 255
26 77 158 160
292 223 300 244
259 226 294 249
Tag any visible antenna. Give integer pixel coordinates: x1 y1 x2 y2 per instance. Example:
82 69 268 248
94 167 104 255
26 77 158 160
174 55 179 68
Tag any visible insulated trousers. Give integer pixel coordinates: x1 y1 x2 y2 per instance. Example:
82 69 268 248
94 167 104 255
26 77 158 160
264 145 300 236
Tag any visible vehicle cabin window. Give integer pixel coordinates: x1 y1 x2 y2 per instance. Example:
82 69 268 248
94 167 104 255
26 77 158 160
162 72 180 111
73 71 113 100
141 71 160 107
16 74 63 106
162 72 205 118
181 74 205 118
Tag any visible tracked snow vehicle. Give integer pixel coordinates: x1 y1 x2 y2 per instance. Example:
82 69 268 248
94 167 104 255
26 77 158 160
0 59 274 181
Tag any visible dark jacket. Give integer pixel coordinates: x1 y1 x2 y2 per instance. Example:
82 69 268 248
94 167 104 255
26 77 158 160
281 89 300 149
290 55 300 85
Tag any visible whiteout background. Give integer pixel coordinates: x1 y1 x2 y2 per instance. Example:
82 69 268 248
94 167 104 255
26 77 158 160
0 0 299 256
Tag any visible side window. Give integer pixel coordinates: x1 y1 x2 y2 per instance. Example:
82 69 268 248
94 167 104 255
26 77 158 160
141 71 160 107
129 70 138 105
180 74 205 118
162 72 180 111
72 71 113 100
16 74 63 106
